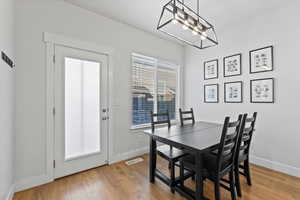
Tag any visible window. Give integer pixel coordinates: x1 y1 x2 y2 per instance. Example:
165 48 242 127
131 53 180 128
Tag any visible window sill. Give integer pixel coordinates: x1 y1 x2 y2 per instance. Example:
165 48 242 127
130 124 151 130
130 120 179 131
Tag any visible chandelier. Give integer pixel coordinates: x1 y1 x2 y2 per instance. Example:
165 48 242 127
157 0 218 49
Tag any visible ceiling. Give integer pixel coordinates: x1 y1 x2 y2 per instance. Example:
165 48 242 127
64 0 283 45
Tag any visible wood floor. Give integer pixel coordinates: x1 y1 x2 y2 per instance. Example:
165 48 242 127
14 154 300 200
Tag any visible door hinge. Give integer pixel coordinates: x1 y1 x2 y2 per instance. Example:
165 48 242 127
53 160 56 168
53 55 56 63
52 107 56 116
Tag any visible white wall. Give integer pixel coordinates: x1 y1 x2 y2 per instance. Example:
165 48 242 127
184 2 300 177
0 0 16 199
15 0 184 190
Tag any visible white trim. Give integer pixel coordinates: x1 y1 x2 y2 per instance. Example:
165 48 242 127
44 32 114 184
250 155 300 178
45 41 55 184
15 174 52 192
44 32 113 55
5 184 15 200
109 147 149 165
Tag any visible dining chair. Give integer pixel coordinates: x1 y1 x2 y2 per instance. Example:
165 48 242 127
179 108 195 126
234 112 257 197
179 114 245 200
150 110 187 193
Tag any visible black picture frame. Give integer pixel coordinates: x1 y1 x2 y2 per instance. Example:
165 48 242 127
250 78 274 103
224 81 243 103
204 59 218 80
204 84 219 103
223 53 242 77
249 46 274 74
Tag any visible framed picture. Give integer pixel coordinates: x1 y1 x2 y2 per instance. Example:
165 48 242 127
223 53 242 77
224 81 243 103
204 59 218 80
250 78 274 103
204 84 219 103
250 46 273 73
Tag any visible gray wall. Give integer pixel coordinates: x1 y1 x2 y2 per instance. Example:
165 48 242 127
15 0 184 189
184 2 300 177
0 0 15 199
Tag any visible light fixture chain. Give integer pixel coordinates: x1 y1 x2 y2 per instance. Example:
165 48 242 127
197 0 200 21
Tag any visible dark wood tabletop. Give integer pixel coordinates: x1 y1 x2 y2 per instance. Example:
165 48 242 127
143 121 222 152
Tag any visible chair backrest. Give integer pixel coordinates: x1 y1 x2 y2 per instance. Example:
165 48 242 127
150 111 171 131
235 112 258 164
217 114 244 173
179 108 195 126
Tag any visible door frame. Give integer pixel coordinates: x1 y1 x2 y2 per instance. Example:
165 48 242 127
44 32 115 181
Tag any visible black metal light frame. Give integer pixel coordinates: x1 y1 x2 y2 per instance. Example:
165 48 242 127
157 0 218 50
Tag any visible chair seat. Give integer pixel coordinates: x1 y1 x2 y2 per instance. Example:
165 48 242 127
181 153 231 173
157 145 187 160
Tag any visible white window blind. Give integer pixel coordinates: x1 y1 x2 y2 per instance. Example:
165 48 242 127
131 53 179 128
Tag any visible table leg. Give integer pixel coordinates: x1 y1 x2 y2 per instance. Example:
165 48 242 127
195 151 204 200
149 137 157 183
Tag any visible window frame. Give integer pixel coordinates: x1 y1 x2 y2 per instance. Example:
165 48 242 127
131 53 181 130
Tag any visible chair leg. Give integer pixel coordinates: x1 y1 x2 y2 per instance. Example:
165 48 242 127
235 165 242 197
214 178 221 200
170 161 175 193
179 161 184 187
244 159 252 186
230 170 237 200
192 174 195 181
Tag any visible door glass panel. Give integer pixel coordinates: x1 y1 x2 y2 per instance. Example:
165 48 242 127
65 57 101 160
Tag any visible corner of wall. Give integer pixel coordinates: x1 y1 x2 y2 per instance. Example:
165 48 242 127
5 184 15 200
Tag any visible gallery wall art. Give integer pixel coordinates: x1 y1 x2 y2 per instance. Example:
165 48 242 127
250 46 273 74
223 53 242 77
204 59 218 80
203 45 275 103
204 84 219 103
224 81 243 103
250 78 274 103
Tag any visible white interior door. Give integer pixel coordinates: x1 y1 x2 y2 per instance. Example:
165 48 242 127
54 45 108 179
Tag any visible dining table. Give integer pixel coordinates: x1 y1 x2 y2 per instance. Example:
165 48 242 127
143 121 223 200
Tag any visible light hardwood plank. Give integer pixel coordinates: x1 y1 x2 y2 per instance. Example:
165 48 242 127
13 154 300 200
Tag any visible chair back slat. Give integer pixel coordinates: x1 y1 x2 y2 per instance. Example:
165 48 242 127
225 131 238 140
179 108 195 126
235 112 258 164
151 111 171 131
216 114 244 173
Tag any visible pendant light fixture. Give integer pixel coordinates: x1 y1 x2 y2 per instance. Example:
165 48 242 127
157 0 218 49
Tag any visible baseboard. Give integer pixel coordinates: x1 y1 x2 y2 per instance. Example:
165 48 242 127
109 146 149 164
250 155 300 178
15 174 53 192
5 184 15 200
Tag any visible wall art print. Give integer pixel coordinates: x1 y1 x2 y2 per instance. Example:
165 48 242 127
250 78 274 103
223 54 242 77
250 46 273 73
224 81 243 103
204 84 219 103
204 59 218 80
